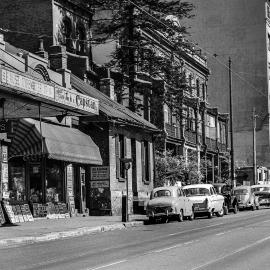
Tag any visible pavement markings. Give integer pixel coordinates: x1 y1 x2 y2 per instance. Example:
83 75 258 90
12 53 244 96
190 235 270 270
86 260 128 270
167 222 224 236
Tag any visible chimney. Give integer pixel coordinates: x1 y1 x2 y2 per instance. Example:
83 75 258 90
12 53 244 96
0 33 6 51
48 45 67 70
99 68 115 100
35 37 48 60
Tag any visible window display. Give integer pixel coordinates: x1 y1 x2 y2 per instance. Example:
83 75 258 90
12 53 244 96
9 162 26 201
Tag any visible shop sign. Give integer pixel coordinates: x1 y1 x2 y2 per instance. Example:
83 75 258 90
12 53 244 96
90 180 109 188
0 120 8 133
1 145 7 163
0 68 99 115
91 166 110 180
1 68 55 100
55 86 99 115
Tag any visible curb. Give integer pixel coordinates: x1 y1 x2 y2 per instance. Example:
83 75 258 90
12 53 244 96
0 221 144 248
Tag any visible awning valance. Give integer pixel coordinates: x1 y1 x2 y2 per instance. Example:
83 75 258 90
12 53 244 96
9 119 102 165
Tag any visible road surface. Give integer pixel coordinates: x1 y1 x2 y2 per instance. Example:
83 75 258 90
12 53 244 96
1 208 270 270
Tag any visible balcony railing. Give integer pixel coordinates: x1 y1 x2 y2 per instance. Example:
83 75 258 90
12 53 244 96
165 123 181 139
185 130 197 144
205 137 217 151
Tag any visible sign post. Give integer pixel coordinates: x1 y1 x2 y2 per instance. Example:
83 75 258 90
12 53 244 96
120 158 132 222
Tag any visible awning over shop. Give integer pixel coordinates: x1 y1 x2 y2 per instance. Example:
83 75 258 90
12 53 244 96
9 119 102 165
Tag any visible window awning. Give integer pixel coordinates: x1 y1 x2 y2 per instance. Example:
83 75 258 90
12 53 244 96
9 119 102 165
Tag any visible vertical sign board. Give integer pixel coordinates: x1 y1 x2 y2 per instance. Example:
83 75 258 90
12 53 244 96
90 166 110 188
66 164 75 215
1 146 9 200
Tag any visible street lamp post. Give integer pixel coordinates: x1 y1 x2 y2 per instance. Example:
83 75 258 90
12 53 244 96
120 158 132 222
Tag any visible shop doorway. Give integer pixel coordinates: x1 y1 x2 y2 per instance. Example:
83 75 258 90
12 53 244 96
29 163 42 203
74 166 87 214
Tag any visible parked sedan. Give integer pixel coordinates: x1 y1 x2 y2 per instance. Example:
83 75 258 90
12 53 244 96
183 184 225 219
233 186 259 210
251 184 270 207
146 186 194 223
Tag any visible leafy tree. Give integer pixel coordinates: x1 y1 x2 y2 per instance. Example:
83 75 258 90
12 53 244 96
155 151 210 187
91 0 195 112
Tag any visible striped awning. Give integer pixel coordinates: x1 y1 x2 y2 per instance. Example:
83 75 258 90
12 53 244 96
9 119 102 165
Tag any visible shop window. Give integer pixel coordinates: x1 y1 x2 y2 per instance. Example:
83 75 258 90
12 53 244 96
142 140 150 183
46 160 63 203
115 134 126 180
9 161 26 201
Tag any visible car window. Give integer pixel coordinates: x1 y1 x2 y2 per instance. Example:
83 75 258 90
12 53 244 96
234 189 249 195
184 188 210 196
252 187 270 192
153 190 171 198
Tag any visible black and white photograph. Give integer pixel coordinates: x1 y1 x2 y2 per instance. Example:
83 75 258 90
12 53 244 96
0 0 270 269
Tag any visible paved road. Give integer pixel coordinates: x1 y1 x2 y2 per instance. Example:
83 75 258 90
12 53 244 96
1 209 270 270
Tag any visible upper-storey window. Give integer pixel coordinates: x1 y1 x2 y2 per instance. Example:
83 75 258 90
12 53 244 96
62 17 72 49
205 114 216 139
76 24 86 53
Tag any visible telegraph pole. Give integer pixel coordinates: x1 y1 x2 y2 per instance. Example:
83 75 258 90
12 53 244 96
229 58 235 187
253 107 257 185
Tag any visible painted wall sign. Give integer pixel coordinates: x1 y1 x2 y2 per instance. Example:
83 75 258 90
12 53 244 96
90 180 110 188
55 86 99 115
1 68 54 99
0 68 99 115
1 146 7 163
91 166 110 180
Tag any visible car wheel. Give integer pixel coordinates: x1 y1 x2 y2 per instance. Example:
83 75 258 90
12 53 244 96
252 204 256 211
208 211 213 219
256 204 260 210
178 210 184 222
149 217 155 224
163 217 169 223
216 207 224 217
233 204 238 214
223 205 229 215
189 209 195 221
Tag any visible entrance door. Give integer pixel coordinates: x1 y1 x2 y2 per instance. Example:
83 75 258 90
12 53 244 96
74 166 86 214
29 163 42 203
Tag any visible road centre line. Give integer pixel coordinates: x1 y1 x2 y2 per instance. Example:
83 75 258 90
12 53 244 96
154 243 183 253
190 235 270 270
167 222 224 236
87 260 128 270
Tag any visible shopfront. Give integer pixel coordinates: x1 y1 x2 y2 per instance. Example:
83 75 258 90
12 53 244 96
4 118 102 219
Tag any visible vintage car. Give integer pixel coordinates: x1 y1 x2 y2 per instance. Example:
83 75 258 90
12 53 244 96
146 186 194 223
183 184 225 219
213 183 238 214
251 184 270 207
233 185 259 210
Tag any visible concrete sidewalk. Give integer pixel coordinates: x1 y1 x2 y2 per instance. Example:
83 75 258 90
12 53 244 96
0 215 147 248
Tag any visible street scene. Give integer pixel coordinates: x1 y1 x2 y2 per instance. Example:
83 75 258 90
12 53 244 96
0 0 270 269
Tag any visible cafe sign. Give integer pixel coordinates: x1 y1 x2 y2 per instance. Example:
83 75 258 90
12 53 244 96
0 68 99 115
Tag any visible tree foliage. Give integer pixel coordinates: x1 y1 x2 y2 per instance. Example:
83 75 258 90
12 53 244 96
155 151 210 187
91 0 195 112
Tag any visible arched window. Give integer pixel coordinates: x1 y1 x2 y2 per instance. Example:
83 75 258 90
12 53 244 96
76 24 86 53
62 17 72 49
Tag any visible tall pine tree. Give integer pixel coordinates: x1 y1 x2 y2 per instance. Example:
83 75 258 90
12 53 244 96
91 0 195 115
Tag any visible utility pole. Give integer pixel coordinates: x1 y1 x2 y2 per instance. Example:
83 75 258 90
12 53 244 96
253 107 257 185
228 57 235 187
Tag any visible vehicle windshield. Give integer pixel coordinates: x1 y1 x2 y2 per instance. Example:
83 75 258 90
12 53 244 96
252 187 270 192
153 190 171 198
234 189 249 195
184 188 210 196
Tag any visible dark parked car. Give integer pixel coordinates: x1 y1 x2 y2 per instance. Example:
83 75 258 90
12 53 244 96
254 191 270 207
213 183 238 214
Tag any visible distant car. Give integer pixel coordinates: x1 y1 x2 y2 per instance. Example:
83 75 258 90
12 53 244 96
146 186 194 223
233 186 259 210
213 183 238 214
183 184 225 219
251 184 270 207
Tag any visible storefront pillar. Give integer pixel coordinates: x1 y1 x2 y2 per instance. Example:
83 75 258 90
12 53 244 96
41 156 46 203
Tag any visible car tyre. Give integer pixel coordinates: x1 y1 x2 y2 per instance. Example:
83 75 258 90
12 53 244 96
256 205 260 210
207 211 213 219
149 217 155 224
223 205 229 215
233 204 238 214
178 210 184 222
189 209 195 221
252 204 256 211
216 207 224 217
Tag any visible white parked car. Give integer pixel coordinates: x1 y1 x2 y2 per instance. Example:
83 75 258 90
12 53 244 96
183 184 225 218
146 186 194 223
